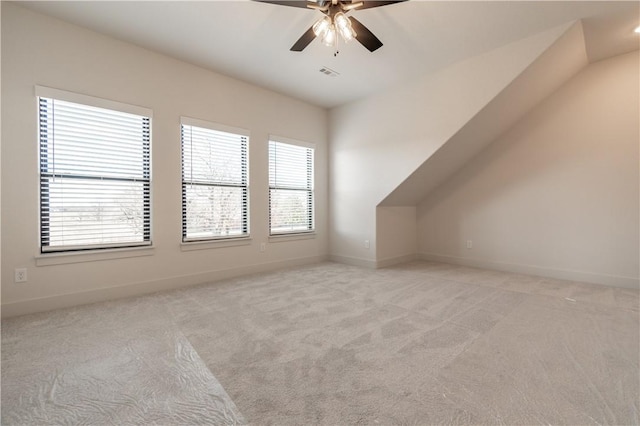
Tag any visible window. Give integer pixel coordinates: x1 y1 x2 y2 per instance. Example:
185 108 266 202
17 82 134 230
268 138 314 235
37 87 152 253
181 118 249 241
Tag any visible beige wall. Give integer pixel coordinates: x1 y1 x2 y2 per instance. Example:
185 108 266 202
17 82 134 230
418 51 640 288
1 4 329 316
376 206 417 267
328 24 571 267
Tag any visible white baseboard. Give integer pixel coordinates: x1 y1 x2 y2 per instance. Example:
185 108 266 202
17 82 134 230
329 254 377 269
376 253 418 268
1 255 328 318
419 252 639 289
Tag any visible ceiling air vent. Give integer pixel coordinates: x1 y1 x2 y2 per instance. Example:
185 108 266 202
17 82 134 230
319 66 340 77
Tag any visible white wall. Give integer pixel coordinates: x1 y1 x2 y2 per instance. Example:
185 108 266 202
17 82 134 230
328 24 571 267
376 206 417 267
0 1 3 309
1 4 329 316
418 51 639 288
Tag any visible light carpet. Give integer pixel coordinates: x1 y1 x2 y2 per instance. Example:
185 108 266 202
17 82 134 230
2 261 638 424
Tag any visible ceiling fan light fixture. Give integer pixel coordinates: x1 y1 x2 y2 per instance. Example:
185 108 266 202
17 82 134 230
334 12 356 42
334 12 350 30
264 0 406 53
339 24 356 41
321 24 337 46
313 16 331 38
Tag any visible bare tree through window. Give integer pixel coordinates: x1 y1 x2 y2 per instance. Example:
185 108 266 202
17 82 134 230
181 120 249 241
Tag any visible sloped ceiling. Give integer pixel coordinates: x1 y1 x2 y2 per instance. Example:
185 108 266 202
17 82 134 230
14 1 640 108
379 21 590 206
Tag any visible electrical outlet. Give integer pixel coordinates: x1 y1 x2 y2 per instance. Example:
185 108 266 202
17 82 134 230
260 242 266 252
466 240 473 249
15 268 27 283
364 240 370 249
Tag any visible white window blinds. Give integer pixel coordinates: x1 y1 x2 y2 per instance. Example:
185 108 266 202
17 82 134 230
268 139 314 235
38 92 151 252
181 119 249 241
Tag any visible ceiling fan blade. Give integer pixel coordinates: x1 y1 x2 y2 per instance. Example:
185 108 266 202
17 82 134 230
350 16 383 52
254 1 314 8
354 0 407 10
290 26 317 51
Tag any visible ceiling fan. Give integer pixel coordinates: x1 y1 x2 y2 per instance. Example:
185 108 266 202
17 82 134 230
256 0 407 53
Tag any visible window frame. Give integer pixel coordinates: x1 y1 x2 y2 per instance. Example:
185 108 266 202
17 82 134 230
180 117 250 243
36 86 153 254
268 135 315 237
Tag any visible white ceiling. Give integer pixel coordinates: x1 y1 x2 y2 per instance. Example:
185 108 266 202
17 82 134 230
16 1 640 108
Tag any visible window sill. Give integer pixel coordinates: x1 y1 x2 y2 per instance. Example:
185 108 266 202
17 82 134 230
36 245 155 266
269 233 316 243
181 237 252 251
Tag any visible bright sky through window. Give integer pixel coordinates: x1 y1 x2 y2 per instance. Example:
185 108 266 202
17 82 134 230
38 92 151 252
